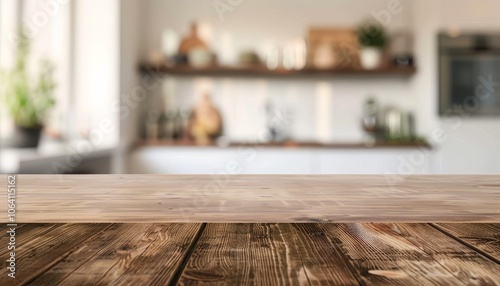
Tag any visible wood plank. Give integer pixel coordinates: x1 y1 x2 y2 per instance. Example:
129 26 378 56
397 224 500 284
0 175 499 223
317 223 500 285
178 223 359 285
433 223 500 262
0 224 62 258
29 223 202 286
0 223 111 286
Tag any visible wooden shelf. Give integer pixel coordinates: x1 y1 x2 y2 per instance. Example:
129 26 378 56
137 140 432 149
140 64 416 78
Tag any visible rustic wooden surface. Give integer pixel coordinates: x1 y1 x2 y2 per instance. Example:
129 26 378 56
0 175 499 223
179 223 359 285
317 223 500 285
31 223 201 286
432 223 500 263
0 224 112 285
0 223 201 286
0 223 498 286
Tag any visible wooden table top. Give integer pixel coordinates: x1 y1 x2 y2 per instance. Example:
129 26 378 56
1 223 498 285
1 175 499 223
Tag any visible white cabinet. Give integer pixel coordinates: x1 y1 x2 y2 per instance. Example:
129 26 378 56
130 147 238 174
129 147 313 174
129 147 432 174
239 149 313 174
316 148 431 174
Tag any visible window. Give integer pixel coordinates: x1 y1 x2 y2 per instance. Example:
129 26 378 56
0 0 19 138
0 0 119 148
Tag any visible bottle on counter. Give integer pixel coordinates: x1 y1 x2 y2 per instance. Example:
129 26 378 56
384 107 403 141
401 112 416 141
361 97 380 144
145 110 161 141
265 101 293 143
179 109 192 141
164 109 177 141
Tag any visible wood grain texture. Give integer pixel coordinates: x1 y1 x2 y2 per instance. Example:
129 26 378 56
0 223 111 286
317 223 500 285
1 223 499 285
434 223 500 262
0 175 499 223
178 223 359 285
0 224 54 258
28 223 202 286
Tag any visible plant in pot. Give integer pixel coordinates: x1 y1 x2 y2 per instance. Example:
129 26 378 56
0 33 56 148
357 22 387 70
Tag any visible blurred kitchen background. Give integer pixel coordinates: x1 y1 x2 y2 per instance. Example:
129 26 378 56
1 0 499 174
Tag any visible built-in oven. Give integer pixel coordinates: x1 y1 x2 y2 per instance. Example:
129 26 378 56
439 33 500 116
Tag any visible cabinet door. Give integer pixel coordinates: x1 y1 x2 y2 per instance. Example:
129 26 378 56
130 147 241 174
239 149 313 174
130 147 313 174
318 149 431 174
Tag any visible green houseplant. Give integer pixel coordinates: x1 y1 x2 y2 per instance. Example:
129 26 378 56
356 22 387 70
0 32 56 148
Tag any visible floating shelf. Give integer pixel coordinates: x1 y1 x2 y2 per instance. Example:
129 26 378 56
139 64 416 78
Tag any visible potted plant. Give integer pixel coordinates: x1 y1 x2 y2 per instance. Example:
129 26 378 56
0 32 56 148
357 22 387 70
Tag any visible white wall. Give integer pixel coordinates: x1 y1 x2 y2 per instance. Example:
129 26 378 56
412 0 500 173
74 0 120 147
116 0 146 173
140 0 415 143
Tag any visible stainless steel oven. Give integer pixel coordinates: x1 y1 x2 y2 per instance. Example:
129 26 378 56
439 33 500 116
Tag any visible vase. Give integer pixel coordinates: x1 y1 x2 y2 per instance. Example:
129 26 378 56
360 47 383 70
14 125 43 148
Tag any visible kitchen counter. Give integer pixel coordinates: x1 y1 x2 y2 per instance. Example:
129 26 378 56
1 223 498 285
138 140 432 149
0 142 114 173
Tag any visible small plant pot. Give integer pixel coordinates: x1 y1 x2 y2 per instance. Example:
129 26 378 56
14 125 43 148
360 47 383 70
